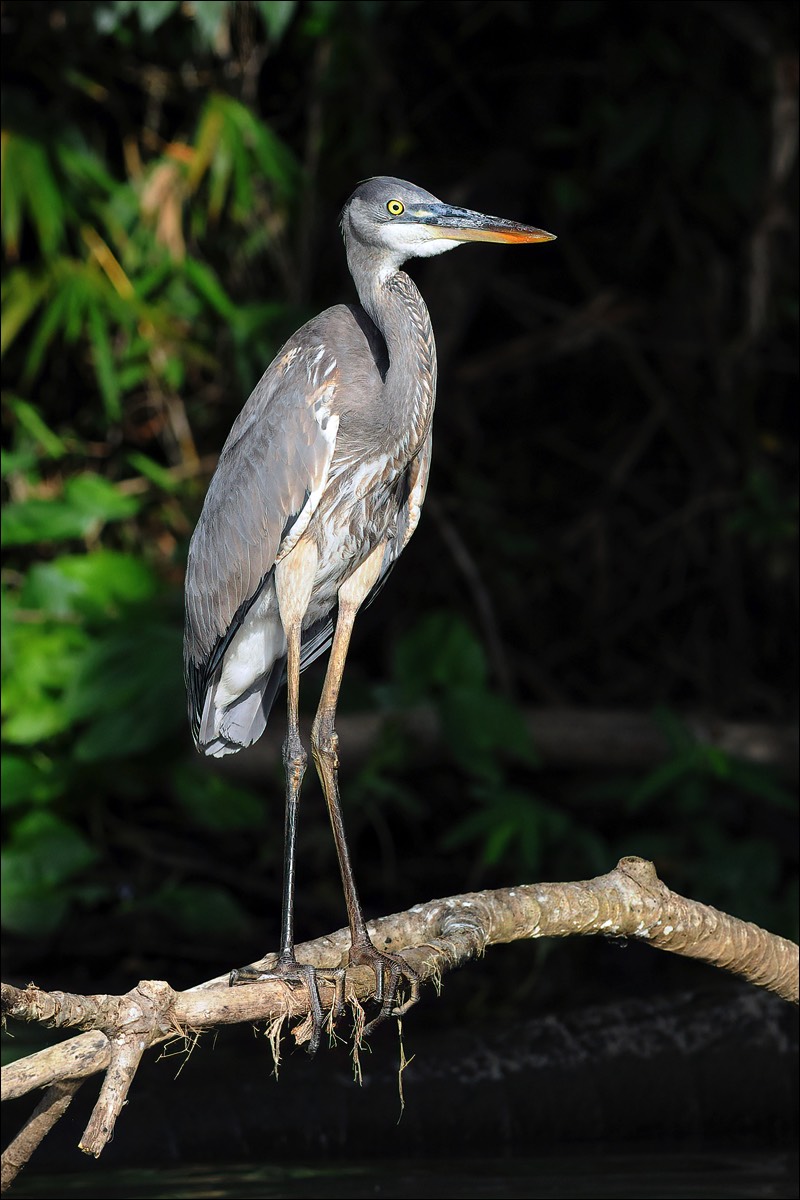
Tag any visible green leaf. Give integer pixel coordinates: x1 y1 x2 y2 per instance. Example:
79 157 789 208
86 299 121 420
439 689 510 782
0 269 48 355
21 552 157 619
64 473 140 522
126 451 179 492
653 706 696 754
392 612 488 699
230 123 255 219
1 133 66 259
1 496 96 545
56 135 119 197
21 284 70 383
172 765 264 831
1 475 138 546
440 805 496 850
627 756 694 810
703 744 731 779
136 1 180 34
237 104 298 193
484 820 517 866
149 882 253 939
183 256 237 320
725 761 795 811
1 754 64 810
2 694 76 744
5 397 66 458
64 620 184 760
256 1 297 43
2 620 89 743
0 850 70 935
0 446 39 478
1 811 98 935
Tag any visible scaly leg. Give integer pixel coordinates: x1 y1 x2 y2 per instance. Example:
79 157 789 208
231 539 345 1053
312 545 420 1036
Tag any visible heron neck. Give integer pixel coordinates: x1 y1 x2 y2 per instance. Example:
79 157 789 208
357 266 438 455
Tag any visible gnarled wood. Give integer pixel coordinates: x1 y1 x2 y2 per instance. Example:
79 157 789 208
2 858 797 1190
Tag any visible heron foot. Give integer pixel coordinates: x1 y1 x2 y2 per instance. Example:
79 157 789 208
348 939 420 1038
229 957 346 1055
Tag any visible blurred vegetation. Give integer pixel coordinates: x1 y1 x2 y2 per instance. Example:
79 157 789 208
1 1 797 1000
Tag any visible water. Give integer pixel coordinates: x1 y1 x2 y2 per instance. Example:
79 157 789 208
10 1150 798 1199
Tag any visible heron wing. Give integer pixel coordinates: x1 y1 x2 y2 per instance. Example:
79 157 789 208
184 324 344 727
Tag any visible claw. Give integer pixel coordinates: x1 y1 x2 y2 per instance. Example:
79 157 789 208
230 959 346 1054
349 943 420 1038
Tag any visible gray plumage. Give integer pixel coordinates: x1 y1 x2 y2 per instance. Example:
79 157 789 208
185 300 431 754
183 176 554 1046
184 177 553 760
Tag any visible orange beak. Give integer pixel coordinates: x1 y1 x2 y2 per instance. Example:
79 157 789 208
409 201 556 244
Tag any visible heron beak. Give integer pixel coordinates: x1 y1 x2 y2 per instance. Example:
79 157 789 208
412 202 556 245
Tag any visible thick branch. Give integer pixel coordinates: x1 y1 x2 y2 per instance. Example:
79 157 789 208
2 858 797 1180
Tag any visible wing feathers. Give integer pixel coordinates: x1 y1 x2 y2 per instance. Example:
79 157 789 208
184 335 341 738
183 302 430 752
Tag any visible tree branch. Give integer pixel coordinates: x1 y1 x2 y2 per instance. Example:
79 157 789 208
2 858 797 1188
1 1080 83 1194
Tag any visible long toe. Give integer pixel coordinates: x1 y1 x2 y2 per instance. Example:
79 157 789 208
229 958 346 1054
349 944 420 1038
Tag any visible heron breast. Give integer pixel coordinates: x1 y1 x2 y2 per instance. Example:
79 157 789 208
304 457 400 615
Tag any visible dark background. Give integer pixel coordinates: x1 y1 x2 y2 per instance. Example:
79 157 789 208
1 0 797 1074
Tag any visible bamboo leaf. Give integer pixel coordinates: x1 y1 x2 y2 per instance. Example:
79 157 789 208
6 397 67 458
183 256 237 320
86 298 122 420
0 269 48 355
127 450 181 492
207 124 234 219
15 134 66 258
187 99 225 192
21 286 70 384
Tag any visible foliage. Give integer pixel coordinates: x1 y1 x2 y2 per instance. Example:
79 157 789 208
580 706 797 937
1 0 796 989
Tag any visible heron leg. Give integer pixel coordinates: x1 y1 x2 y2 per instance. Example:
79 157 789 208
312 546 420 1037
230 539 345 1054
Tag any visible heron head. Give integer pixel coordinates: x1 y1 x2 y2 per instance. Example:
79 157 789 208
341 177 555 274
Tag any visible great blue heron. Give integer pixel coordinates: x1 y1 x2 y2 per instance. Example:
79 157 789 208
184 177 555 1049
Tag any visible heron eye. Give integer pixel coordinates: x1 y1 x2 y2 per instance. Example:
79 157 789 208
387 200 405 216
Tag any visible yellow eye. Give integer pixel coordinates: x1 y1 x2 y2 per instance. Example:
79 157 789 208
387 200 405 216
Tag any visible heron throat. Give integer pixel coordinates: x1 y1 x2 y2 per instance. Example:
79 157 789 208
348 249 439 459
